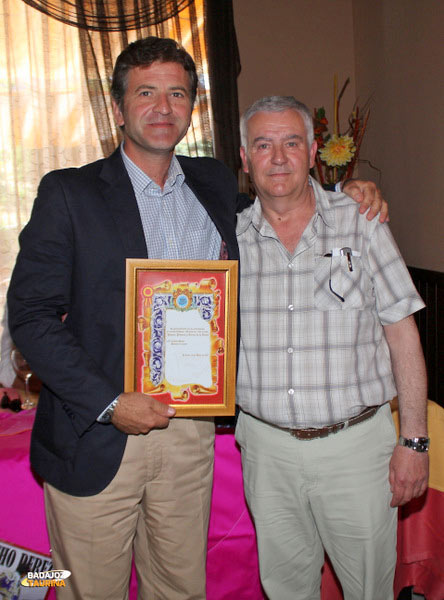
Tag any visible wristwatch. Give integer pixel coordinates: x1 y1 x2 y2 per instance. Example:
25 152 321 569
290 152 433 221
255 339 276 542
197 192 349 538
398 435 430 453
100 396 120 424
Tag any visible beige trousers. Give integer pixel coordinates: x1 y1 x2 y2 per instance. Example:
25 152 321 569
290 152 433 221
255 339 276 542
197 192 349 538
45 417 215 600
235 403 398 600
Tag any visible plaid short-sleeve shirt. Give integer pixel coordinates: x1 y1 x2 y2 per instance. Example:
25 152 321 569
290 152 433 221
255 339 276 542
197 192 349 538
236 177 424 428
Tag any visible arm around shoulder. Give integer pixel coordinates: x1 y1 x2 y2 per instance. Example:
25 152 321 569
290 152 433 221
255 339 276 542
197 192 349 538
342 178 389 222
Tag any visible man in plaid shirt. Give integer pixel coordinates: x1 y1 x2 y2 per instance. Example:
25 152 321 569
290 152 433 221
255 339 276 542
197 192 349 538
235 96 429 600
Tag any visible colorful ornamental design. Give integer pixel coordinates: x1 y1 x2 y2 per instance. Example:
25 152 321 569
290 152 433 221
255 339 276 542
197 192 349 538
137 277 224 401
149 292 215 387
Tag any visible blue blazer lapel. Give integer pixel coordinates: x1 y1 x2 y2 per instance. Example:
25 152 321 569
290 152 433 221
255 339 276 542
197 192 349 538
99 149 148 258
178 155 239 261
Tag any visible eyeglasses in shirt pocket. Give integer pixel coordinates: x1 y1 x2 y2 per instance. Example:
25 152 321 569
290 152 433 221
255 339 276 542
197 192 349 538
314 254 372 310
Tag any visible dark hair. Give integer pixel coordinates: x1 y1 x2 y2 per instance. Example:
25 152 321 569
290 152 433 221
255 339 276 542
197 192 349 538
111 36 198 108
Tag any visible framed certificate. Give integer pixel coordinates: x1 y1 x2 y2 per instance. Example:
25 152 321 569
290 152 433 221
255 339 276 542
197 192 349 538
125 259 238 416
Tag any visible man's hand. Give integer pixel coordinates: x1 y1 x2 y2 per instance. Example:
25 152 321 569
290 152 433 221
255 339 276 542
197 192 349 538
111 392 176 435
389 445 429 507
342 179 389 223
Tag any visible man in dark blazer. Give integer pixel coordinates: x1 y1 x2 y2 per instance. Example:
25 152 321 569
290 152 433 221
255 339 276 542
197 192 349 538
8 37 240 599
8 36 385 599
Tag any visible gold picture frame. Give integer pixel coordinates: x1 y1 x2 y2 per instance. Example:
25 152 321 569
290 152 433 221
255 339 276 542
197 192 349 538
125 259 238 416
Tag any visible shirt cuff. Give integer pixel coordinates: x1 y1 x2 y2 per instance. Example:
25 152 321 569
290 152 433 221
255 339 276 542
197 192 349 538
335 181 342 193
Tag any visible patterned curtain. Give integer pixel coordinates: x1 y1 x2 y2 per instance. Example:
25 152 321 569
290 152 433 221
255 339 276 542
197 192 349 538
0 0 212 348
0 0 105 334
20 0 193 30
205 0 241 176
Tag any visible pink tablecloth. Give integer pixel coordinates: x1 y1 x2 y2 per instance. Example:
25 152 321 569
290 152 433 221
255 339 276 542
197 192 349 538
1 403 444 599
207 430 264 599
0 413 264 600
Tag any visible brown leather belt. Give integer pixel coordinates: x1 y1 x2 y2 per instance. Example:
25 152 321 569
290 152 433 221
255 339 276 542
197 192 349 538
288 405 380 440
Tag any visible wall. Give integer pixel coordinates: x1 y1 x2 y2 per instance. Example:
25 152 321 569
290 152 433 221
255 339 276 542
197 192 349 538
234 0 356 133
233 0 444 272
352 0 444 271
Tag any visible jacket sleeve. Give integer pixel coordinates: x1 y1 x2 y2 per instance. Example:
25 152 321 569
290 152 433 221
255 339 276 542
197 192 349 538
7 171 121 436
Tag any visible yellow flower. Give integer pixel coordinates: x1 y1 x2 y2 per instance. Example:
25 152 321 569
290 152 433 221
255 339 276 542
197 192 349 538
319 134 356 167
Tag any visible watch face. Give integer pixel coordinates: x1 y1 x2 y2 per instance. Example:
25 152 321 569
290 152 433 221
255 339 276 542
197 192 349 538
414 437 429 447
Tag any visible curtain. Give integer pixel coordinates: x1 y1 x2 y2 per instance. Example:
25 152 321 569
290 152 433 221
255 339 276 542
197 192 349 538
15 0 242 169
204 0 241 176
0 0 212 346
20 0 193 31
0 0 105 331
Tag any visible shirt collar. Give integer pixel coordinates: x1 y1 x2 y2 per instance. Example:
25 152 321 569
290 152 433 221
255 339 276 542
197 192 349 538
236 197 263 236
236 175 337 236
309 176 336 230
120 144 185 195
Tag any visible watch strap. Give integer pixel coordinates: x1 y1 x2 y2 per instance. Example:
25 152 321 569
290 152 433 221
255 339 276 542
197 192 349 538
398 435 430 453
98 396 120 424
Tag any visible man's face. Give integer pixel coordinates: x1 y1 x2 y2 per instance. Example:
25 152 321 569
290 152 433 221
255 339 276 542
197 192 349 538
240 109 317 205
112 61 193 159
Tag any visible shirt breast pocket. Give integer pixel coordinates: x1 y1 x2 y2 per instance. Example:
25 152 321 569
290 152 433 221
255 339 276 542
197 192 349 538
314 254 371 310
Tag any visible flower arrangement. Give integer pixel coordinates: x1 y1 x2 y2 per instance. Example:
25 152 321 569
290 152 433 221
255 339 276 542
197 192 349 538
313 76 370 185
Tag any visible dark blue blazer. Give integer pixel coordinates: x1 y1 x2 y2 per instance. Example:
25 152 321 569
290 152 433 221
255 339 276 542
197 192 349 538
8 148 240 496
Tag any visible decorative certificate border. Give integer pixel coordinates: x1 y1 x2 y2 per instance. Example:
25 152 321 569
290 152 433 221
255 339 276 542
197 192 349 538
125 259 238 416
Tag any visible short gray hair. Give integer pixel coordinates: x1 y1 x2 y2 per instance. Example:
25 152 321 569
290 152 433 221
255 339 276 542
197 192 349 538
240 96 314 149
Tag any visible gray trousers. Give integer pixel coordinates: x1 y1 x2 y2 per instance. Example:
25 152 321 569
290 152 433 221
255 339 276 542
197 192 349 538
235 403 397 600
